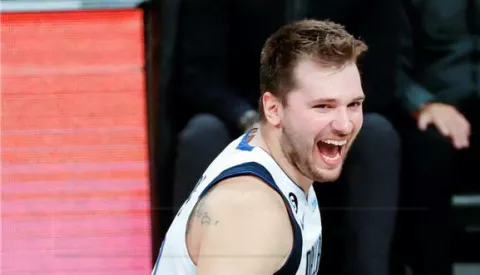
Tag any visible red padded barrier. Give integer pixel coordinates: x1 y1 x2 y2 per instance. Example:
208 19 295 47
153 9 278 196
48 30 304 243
1 9 152 274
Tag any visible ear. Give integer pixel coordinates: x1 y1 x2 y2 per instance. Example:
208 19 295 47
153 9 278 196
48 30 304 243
262 92 282 127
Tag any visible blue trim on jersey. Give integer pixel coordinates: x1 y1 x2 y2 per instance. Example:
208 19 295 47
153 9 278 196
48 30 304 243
235 129 306 197
198 162 303 275
151 239 165 275
236 129 255 151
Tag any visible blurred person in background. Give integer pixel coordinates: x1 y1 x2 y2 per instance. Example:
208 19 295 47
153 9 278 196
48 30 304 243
394 0 480 274
170 0 403 274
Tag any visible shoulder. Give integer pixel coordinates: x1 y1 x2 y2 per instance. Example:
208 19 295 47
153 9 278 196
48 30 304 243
193 175 293 273
198 174 294 246
204 175 289 223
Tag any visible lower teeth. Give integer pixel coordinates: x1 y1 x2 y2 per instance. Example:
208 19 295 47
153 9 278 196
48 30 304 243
322 153 340 161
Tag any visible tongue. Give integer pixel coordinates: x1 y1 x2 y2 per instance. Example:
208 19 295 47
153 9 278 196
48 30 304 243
318 143 339 158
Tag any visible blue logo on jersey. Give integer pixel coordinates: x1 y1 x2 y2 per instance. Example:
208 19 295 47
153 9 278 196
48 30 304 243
311 198 318 210
305 235 322 275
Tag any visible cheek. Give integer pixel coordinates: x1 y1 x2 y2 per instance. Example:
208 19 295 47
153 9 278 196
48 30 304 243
351 114 364 131
301 117 323 138
285 109 311 129
310 113 333 133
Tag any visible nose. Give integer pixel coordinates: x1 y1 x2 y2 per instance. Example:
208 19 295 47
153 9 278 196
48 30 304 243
331 108 353 135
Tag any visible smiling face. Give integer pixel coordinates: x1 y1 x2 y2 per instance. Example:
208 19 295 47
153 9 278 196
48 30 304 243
278 59 364 182
258 19 367 183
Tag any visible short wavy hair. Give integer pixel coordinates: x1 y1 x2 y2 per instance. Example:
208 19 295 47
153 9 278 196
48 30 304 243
259 19 368 119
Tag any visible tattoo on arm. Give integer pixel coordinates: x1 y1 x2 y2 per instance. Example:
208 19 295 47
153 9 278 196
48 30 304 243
186 196 219 234
196 199 219 226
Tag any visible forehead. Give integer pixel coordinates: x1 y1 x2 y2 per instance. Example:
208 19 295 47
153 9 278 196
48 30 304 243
291 59 363 102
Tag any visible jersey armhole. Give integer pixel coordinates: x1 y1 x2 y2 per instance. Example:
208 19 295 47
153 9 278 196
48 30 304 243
197 162 303 275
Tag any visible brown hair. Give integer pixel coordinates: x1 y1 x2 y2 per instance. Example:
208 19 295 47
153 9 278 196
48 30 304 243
259 19 368 120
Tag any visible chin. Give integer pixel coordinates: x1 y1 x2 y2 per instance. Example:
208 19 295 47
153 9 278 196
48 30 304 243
312 166 343 183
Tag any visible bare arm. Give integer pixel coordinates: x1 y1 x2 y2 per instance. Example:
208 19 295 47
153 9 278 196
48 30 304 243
194 176 293 275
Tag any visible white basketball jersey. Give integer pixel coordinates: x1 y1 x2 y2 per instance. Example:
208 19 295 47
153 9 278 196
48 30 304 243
152 129 322 275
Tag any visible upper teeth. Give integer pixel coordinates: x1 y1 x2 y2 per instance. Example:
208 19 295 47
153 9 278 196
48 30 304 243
322 140 347 146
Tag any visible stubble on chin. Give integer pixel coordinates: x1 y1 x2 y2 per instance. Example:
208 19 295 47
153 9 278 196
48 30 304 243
280 131 329 182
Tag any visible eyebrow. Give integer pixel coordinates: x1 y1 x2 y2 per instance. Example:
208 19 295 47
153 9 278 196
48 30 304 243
351 96 366 102
310 96 366 104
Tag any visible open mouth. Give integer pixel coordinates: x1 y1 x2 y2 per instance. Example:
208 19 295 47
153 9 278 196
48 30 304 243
316 139 346 165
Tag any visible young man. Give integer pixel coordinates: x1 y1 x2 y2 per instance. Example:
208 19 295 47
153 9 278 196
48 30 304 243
152 19 367 275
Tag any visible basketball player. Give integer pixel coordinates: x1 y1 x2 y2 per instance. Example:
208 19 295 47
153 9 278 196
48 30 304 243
152 19 367 275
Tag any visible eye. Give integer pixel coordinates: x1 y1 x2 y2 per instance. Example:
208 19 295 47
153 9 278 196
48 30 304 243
313 104 332 109
348 101 362 108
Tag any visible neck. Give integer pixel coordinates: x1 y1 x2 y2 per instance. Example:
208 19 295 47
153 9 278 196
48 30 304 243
254 124 313 196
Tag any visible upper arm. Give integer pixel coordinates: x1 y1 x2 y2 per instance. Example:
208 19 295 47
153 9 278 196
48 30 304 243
195 177 293 275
